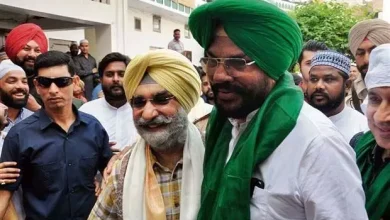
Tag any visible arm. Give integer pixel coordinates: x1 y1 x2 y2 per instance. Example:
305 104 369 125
0 162 20 184
88 163 121 220
299 134 368 220
98 128 113 174
0 190 13 219
168 41 173 50
73 57 90 77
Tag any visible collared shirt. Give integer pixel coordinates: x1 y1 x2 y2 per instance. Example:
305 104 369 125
0 106 113 220
328 106 369 142
88 147 183 220
73 54 97 77
3 108 33 133
168 39 184 54
227 103 367 219
80 98 138 150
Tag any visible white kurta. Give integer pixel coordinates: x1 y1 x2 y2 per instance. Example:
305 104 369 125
228 103 368 220
329 106 368 142
79 98 137 150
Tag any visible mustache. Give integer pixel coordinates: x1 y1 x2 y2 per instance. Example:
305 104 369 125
135 115 173 127
310 91 329 99
11 88 28 96
109 85 123 90
212 82 247 94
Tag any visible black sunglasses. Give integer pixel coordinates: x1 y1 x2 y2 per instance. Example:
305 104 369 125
36 77 74 88
130 95 175 108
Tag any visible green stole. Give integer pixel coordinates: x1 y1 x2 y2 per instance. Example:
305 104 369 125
197 73 303 220
355 132 390 220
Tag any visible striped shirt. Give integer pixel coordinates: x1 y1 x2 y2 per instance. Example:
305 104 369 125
88 147 183 220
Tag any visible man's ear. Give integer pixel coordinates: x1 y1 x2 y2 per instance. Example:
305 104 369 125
73 75 81 86
345 78 352 93
33 79 40 96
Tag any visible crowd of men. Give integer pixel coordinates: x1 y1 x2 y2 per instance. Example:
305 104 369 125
0 0 388 219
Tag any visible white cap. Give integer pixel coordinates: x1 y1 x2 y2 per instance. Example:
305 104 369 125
0 62 25 80
365 44 390 90
79 39 89 45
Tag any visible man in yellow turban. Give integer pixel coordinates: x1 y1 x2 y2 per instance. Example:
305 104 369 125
348 19 390 113
88 49 204 220
190 0 367 219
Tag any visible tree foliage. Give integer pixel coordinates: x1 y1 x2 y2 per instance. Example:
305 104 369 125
290 0 375 55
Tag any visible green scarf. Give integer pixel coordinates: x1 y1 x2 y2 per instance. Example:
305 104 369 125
197 72 303 220
355 132 390 220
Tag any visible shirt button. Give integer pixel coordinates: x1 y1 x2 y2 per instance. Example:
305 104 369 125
68 163 72 166
70 189 75 193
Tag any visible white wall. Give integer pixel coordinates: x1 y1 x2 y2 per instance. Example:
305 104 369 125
45 29 85 43
126 7 204 65
382 0 390 23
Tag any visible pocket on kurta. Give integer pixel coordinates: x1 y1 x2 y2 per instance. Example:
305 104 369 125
32 162 64 193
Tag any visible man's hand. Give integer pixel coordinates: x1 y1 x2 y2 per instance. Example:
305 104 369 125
26 95 41 112
92 68 98 74
103 145 132 184
109 141 120 154
94 177 102 197
0 162 20 184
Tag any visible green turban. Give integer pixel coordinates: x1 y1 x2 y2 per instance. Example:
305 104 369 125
189 0 302 80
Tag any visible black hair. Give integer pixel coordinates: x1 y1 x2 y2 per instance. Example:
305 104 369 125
298 40 329 65
34 51 76 76
292 74 302 86
193 65 206 78
98 52 130 77
174 29 180 33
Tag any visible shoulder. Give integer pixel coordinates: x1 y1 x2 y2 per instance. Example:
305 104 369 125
78 111 104 128
6 113 39 138
79 98 103 113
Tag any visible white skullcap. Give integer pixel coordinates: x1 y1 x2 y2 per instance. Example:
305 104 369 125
0 62 25 80
79 39 89 45
365 44 390 90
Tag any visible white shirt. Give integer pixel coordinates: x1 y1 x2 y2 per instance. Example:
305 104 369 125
329 106 368 142
227 103 368 220
79 98 137 150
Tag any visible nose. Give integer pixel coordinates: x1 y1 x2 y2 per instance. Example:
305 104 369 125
373 101 390 124
141 101 158 121
211 63 233 84
314 79 325 90
113 73 120 83
364 52 371 66
27 49 38 58
48 82 60 95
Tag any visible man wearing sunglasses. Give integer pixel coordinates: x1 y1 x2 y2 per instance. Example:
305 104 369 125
189 0 366 219
0 51 113 220
89 49 203 220
80 53 137 152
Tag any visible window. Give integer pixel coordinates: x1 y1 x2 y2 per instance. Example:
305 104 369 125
185 6 191 14
184 24 191 39
179 4 185 12
164 0 171 7
134 18 141 31
153 15 161 33
156 0 163 4
172 1 178 9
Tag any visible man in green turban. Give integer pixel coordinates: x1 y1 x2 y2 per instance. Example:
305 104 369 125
189 0 367 219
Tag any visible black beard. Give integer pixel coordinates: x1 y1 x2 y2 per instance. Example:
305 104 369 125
308 87 345 114
212 77 270 119
102 84 126 101
14 59 36 78
357 64 368 79
0 88 28 109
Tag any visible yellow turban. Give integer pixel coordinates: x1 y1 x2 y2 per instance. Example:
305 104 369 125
123 49 201 113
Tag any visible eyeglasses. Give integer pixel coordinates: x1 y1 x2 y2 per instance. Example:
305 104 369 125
130 95 175 108
200 57 256 76
36 77 74 88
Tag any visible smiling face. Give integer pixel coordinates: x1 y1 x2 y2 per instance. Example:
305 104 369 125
132 83 188 150
367 87 390 150
14 40 42 77
0 69 29 109
206 33 275 119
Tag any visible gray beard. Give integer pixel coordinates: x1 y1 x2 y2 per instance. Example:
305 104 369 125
135 107 188 151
